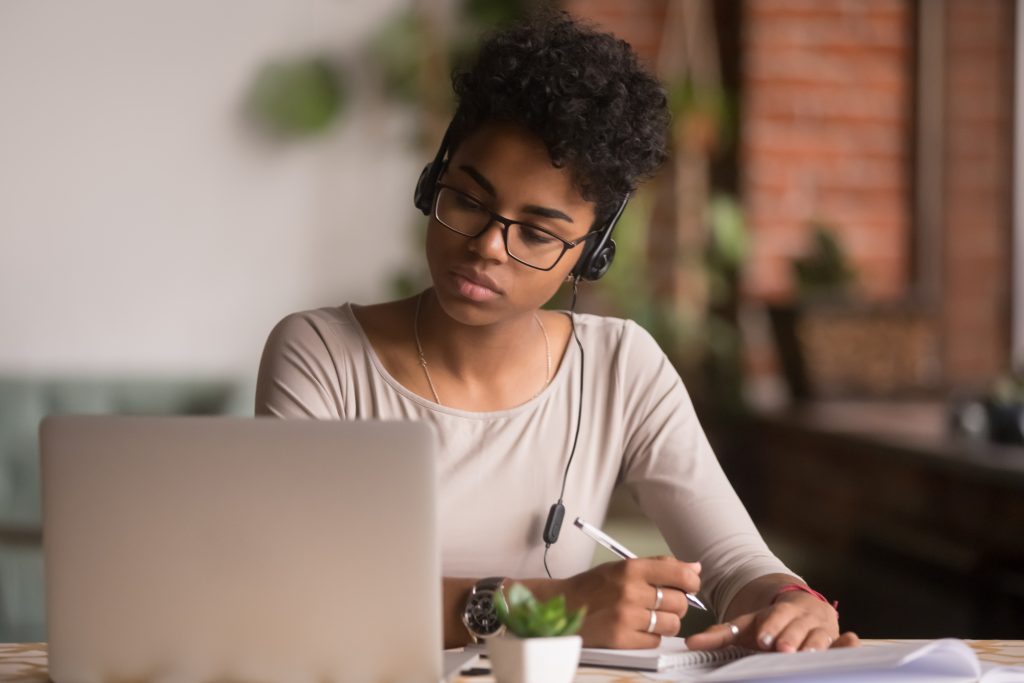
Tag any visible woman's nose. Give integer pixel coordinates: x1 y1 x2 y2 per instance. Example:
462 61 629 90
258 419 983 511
468 221 509 262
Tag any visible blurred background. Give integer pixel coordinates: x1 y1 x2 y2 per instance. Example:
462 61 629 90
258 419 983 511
1 0 1021 642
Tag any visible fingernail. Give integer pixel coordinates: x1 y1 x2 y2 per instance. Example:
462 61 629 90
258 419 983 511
760 633 774 648
779 642 796 653
807 648 817 653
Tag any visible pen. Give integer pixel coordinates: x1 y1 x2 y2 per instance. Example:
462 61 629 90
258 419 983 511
573 517 708 611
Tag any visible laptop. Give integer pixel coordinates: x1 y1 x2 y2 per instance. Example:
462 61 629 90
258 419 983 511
41 415 466 683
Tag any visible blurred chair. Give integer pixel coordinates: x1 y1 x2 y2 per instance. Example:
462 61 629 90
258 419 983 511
0 377 250 642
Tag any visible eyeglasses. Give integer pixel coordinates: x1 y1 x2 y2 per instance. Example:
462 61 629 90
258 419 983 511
432 184 596 271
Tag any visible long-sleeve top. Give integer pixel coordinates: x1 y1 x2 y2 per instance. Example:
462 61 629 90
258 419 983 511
255 303 795 617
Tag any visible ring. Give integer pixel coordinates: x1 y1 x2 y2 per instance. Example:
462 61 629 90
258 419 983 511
653 586 664 611
647 609 658 633
725 622 740 637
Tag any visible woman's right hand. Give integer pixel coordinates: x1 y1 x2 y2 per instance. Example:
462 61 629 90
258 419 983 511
557 556 702 648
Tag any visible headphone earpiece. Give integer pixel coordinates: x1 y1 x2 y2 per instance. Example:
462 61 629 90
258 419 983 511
414 162 440 215
570 195 629 282
413 122 456 216
586 241 616 281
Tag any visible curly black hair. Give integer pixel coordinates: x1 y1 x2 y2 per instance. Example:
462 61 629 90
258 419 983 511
449 10 670 226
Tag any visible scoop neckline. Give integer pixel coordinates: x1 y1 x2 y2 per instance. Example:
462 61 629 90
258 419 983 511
340 302 576 420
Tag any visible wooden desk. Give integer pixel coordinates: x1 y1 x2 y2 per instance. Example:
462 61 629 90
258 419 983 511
2 640 1022 682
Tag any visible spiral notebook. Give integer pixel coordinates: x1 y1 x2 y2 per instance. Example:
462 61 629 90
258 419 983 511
580 637 751 672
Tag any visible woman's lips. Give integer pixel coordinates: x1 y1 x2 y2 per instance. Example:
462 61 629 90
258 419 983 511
451 272 501 302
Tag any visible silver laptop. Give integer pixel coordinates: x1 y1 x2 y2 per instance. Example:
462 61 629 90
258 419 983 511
41 416 452 683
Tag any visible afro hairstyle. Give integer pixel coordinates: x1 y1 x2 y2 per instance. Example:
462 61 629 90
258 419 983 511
447 10 671 227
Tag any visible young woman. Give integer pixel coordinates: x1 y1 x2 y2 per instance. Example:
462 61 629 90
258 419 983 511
256 12 858 653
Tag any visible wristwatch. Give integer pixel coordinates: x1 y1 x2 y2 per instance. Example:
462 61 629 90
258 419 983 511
462 576 507 641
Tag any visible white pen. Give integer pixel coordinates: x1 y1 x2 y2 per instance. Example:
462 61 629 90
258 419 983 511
574 517 708 611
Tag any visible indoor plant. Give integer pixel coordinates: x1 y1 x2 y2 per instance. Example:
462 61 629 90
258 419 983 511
487 583 586 683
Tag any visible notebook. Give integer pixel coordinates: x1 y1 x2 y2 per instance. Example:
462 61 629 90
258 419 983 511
650 638 1024 682
579 637 750 672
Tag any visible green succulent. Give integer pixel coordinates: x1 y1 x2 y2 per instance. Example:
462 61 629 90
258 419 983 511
495 583 586 638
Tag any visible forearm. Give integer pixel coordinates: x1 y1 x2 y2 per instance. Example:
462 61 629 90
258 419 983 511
442 577 562 649
687 572 849 653
720 573 804 623
442 578 476 649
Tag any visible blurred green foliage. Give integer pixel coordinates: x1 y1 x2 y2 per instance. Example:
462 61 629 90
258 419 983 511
596 190 749 411
369 10 436 107
666 77 737 152
793 224 855 301
369 0 540 110
247 58 346 138
495 583 586 638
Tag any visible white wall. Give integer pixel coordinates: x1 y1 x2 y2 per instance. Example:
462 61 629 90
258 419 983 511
0 0 424 378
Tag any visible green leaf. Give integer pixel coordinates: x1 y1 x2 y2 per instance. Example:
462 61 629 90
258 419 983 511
545 595 566 614
507 612 530 638
507 583 536 610
558 606 587 636
493 583 585 638
495 588 509 622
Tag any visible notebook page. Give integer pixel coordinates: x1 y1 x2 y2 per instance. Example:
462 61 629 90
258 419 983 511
698 639 980 682
580 636 689 669
581 637 749 671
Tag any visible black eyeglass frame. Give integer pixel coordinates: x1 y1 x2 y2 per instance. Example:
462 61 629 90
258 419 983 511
432 183 600 272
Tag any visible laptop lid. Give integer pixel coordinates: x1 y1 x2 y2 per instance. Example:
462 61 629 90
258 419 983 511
41 415 441 683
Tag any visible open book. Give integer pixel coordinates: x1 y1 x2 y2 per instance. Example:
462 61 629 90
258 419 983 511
642 638 1024 682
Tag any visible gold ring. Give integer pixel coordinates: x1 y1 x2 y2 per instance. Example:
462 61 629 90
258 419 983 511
647 609 658 633
653 586 664 611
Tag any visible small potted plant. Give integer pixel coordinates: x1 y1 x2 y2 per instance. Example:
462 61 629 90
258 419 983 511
487 583 587 683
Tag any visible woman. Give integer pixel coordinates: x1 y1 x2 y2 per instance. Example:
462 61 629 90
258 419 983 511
256 12 858 653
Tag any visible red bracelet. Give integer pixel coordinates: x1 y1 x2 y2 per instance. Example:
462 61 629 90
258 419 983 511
772 583 839 613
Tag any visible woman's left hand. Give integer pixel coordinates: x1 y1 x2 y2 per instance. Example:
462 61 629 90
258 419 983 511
685 591 860 653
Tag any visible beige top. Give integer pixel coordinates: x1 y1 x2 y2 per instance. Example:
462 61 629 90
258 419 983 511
255 303 794 617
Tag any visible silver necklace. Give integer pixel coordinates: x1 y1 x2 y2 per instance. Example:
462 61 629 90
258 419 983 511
414 290 551 406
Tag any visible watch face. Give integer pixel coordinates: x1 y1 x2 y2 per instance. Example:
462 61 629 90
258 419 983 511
466 589 502 635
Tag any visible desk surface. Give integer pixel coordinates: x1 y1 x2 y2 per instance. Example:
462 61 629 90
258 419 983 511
1 640 1021 682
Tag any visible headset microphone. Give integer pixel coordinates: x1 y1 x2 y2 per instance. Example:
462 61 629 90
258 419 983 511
543 502 566 545
542 276 587 578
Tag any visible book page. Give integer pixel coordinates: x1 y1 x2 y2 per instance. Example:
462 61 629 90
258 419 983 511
980 663 1024 683
695 639 979 682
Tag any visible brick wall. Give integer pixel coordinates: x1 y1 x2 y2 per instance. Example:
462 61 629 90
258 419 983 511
941 0 1015 388
565 0 1015 390
741 0 913 303
562 0 666 66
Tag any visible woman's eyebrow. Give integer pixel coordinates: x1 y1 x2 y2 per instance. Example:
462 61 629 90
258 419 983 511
459 165 497 196
522 204 574 224
458 164 574 224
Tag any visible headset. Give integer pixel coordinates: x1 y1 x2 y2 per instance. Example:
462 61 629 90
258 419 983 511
414 119 628 282
413 118 629 577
